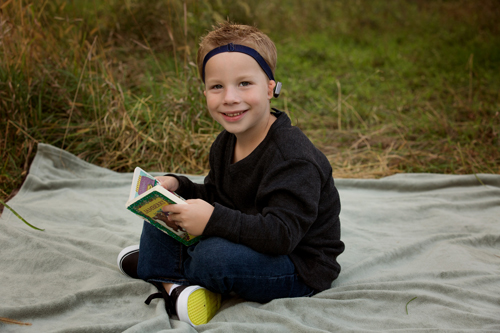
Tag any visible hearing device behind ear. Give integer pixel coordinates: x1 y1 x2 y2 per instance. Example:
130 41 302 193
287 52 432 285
274 82 282 98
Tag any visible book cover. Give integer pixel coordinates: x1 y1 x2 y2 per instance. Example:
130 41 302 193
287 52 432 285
126 167 201 246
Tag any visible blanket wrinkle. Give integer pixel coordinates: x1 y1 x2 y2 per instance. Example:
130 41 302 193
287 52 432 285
1 143 499 332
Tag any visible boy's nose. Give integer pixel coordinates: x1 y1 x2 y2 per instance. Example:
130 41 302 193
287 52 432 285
223 86 241 104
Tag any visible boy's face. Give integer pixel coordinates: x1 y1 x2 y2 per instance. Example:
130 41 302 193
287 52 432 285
203 52 276 141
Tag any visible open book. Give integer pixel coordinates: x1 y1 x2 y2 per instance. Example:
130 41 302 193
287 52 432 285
125 167 201 246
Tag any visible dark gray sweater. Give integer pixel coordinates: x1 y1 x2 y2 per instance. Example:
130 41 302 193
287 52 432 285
173 110 344 292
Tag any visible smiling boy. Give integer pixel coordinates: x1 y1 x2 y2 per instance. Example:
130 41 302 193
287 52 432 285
117 22 344 327
204 50 277 162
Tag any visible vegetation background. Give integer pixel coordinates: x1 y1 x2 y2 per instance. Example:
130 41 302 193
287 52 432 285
1 0 499 208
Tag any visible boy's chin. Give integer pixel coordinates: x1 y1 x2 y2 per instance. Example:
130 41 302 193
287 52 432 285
221 126 240 134
219 123 246 136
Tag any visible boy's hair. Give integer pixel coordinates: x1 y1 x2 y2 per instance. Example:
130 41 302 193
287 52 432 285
197 22 277 80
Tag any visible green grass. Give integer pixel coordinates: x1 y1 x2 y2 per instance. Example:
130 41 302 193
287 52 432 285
1 0 499 207
270 1 500 177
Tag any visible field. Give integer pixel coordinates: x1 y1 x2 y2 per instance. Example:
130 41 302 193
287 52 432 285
1 0 499 206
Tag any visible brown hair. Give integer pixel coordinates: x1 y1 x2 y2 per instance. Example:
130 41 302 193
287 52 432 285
197 22 277 80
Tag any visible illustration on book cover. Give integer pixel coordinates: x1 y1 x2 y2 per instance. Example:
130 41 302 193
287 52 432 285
136 192 193 240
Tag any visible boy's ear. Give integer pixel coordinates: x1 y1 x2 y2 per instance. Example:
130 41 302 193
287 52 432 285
203 90 206 97
267 80 277 99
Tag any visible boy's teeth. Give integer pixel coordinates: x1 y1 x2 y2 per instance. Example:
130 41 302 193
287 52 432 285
225 112 243 117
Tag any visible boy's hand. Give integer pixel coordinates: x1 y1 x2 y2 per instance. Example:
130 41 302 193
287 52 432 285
155 176 179 192
162 199 214 236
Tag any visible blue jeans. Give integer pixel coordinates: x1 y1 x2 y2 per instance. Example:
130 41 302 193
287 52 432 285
137 221 315 303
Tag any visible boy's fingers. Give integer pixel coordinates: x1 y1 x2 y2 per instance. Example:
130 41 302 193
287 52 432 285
185 199 202 205
162 204 180 213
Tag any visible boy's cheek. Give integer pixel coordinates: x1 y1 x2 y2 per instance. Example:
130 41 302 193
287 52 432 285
206 108 220 122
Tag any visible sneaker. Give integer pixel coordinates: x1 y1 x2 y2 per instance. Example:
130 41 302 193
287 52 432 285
172 285 221 326
117 245 140 279
145 283 221 327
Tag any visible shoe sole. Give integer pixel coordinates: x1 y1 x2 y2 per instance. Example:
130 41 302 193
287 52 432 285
117 244 140 277
177 286 221 326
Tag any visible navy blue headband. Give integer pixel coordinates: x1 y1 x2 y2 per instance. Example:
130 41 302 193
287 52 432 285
202 43 275 83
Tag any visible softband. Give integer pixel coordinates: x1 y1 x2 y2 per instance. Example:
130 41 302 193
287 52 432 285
202 43 275 83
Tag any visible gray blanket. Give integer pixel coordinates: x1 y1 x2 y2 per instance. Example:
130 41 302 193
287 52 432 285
1 143 499 332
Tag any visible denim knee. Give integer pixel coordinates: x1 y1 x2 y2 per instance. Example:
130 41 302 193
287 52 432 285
182 237 312 302
184 237 244 279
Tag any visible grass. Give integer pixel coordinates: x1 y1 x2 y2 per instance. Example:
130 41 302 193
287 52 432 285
1 0 499 208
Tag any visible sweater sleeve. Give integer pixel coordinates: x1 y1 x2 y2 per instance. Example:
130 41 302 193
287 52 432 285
202 159 323 255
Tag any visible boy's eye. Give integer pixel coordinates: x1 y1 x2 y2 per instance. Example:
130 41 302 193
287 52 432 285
239 81 250 87
212 84 223 89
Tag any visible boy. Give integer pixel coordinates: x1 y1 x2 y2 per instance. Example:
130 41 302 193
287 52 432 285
117 22 344 327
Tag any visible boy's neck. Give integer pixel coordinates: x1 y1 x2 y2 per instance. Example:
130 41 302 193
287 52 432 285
232 113 277 163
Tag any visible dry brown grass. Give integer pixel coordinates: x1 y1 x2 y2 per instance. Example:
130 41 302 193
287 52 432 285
1 0 499 209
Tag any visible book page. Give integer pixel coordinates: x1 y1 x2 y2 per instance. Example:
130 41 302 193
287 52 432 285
129 167 159 201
